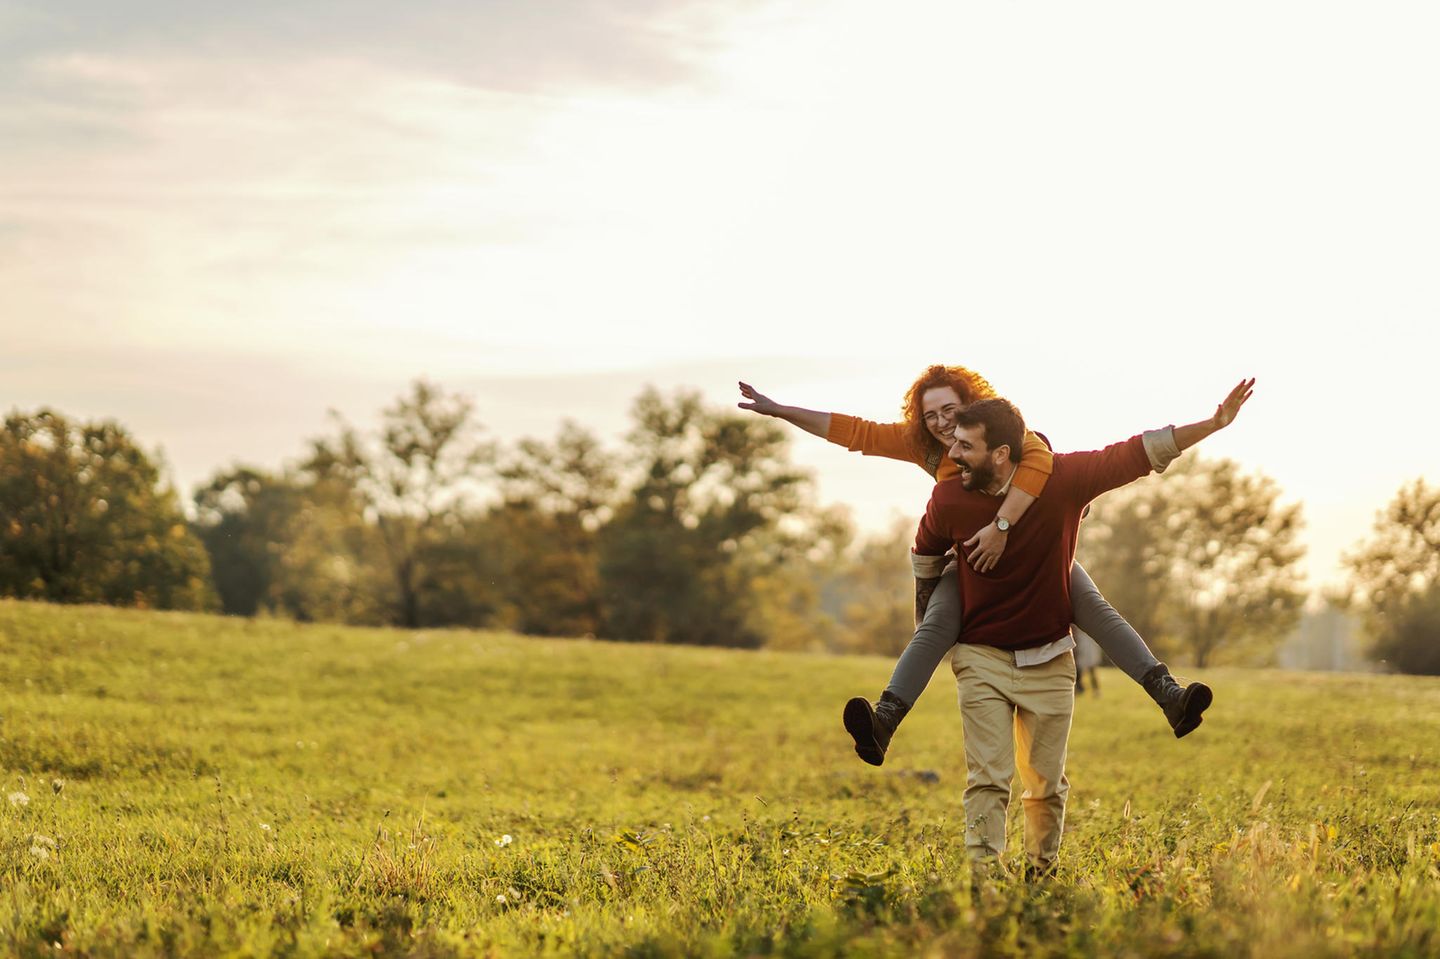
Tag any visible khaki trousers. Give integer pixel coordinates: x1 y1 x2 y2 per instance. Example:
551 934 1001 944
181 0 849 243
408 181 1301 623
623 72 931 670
952 643 1076 869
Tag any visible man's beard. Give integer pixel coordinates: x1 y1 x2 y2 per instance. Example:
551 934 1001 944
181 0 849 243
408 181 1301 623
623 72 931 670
960 459 996 491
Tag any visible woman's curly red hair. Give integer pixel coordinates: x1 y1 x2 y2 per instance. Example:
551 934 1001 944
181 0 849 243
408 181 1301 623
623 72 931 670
901 364 997 458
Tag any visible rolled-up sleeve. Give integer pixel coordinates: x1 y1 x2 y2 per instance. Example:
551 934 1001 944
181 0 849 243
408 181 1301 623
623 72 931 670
911 550 947 578
1142 426 1182 474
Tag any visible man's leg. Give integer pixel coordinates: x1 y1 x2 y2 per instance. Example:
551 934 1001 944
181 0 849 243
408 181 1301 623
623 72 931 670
953 643 1017 864
1013 650 1076 873
846 563 962 765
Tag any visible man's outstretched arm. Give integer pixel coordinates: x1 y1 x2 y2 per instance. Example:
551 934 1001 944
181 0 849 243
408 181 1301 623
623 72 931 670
1071 378 1258 504
1140 378 1256 474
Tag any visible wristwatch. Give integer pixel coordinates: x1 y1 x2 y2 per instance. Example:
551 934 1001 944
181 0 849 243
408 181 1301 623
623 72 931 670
995 516 1012 533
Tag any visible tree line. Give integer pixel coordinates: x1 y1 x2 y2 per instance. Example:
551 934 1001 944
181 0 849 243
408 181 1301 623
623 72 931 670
2 382 1436 672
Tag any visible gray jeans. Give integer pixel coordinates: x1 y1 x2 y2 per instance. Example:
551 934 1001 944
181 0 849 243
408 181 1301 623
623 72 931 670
884 560 1159 706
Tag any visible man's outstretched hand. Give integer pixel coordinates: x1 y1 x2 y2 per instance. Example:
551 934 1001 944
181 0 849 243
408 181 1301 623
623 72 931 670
1174 378 1257 454
1213 378 1256 430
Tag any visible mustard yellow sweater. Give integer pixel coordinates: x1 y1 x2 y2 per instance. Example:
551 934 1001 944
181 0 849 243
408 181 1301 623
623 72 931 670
825 414 1054 497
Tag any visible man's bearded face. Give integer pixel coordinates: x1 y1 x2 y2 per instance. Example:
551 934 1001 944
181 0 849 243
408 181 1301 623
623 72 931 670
948 424 998 491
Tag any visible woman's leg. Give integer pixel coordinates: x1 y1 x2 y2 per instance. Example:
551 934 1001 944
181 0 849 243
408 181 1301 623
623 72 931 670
1069 561 1212 737
845 562 962 765
1068 562 1158 683
886 562 962 705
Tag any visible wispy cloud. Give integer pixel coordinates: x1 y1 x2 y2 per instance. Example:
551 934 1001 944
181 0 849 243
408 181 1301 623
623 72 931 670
1 1 796 372
0 1 754 95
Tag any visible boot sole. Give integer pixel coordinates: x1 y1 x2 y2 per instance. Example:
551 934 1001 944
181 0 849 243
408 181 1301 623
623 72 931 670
843 697 886 766
1173 682 1213 739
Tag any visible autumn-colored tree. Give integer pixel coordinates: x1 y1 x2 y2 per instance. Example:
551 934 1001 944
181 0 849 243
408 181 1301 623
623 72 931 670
0 409 214 610
1344 479 1440 674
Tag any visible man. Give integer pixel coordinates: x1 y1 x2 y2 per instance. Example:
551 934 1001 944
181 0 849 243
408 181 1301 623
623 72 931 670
911 379 1254 877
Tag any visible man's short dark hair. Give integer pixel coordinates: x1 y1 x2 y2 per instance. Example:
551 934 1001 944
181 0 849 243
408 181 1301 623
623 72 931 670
954 398 1025 463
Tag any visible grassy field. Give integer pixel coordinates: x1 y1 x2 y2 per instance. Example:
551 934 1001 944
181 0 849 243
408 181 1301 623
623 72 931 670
2 599 1439 957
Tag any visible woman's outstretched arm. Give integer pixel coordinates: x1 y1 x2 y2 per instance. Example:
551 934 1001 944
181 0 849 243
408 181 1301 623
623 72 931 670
737 381 830 438
739 381 928 467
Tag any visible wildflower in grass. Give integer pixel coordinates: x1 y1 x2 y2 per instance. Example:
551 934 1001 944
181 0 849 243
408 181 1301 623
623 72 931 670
29 835 55 859
495 894 507 904
260 823 272 832
495 834 513 847
8 791 28 807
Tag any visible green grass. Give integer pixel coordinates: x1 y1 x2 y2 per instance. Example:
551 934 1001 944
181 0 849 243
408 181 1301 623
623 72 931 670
2 598 1439 957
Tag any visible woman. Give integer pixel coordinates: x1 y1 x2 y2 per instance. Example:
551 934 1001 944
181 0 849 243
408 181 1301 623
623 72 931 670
738 365 1211 765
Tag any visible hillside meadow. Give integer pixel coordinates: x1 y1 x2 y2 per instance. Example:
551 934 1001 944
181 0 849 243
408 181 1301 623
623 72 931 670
2 599 1439 957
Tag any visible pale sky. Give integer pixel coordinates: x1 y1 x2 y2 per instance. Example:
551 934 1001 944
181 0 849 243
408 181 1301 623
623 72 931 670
3 1 1437 592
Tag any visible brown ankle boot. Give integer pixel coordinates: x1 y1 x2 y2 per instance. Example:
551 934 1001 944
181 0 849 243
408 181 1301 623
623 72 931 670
1140 663 1212 738
843 690 911 766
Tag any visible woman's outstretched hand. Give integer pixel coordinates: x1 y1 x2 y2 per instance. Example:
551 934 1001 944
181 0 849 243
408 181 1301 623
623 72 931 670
737 381 780 416
738 385 831 438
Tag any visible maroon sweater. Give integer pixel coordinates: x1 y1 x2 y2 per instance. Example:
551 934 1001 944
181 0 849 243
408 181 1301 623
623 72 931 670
914 435 1153 651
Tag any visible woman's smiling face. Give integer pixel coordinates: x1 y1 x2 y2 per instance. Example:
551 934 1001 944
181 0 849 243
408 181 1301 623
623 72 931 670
920 386 963 446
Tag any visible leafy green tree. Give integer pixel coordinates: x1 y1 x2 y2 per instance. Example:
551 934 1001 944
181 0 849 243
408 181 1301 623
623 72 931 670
1344 479 1440 674
1078 455 1306 666
596 387 830 647
0 409 214 610
192 466 384 623
483 421 619 637
193 467 297 616
305 380 492 628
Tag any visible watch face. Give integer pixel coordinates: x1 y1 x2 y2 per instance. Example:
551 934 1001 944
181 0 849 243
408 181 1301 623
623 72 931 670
996 517 1011 532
